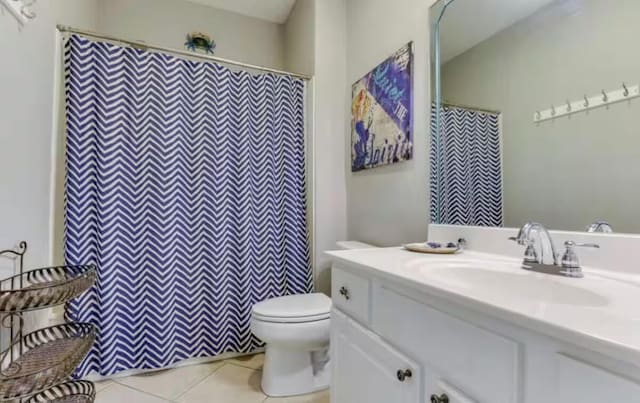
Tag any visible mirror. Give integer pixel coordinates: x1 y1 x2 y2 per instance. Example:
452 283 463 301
430 0 640 234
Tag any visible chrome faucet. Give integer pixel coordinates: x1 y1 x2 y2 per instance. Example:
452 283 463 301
509 222 599 278
510 222 559 266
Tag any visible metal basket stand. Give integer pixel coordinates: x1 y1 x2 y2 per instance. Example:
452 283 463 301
0 241 97 403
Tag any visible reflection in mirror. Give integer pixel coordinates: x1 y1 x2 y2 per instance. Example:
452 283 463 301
430 0 640 233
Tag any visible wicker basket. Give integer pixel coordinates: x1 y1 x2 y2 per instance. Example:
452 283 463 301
0 323 95 400
0 265 96 313
25 380 95 403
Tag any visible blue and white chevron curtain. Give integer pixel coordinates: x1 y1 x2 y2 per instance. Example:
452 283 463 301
430 105 503 226
63 35 312 377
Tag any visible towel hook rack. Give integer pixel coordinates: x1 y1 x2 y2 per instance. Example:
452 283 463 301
532 83 640 122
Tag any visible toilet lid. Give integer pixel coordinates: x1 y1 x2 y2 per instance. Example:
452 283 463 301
252 293 331 323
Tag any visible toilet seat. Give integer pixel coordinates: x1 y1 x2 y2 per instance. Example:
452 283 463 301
253 312 330 323
252 293 331 324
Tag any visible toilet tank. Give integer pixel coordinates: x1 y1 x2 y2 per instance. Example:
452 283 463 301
335 241 376 250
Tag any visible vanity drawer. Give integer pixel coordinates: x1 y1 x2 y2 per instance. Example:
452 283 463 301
331 266 371 325
374 286 519 403
555 354 640 403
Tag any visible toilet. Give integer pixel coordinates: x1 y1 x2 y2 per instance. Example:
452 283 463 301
251 240 375 397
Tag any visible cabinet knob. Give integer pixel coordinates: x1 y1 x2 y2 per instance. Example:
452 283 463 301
339 286 350 300
396 369 412 382
430 393 449 403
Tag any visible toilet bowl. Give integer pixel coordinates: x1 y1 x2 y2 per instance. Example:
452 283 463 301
251 240 375 397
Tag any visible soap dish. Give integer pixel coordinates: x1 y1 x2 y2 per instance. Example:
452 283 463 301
403 242 461 254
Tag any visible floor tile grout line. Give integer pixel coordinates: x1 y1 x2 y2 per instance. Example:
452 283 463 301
93 380 114 393
172 362 229 401
101 382 173 402
168 362 227 401
111 379 184 402
96 381 117 395
111 378 171 400
111 362 225 401
226 360 264 371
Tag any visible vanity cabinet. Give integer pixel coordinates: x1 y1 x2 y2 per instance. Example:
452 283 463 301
330 265 640 403
331 267 485 403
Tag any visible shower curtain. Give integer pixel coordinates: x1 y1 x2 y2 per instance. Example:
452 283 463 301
63 35 312 377
430 105 503 227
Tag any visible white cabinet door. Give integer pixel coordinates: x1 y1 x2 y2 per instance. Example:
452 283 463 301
331 309 421 403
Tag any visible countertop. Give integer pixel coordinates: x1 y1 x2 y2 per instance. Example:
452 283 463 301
326 247 640 367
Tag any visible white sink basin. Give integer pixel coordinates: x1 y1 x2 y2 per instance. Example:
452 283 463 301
412 260 609 307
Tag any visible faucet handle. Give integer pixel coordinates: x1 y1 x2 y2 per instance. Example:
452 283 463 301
565 241 600 249
561 241 600 277
508 236 524 245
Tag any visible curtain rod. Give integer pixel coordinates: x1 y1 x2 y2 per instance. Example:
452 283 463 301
442 101 501 115
56 25 313 81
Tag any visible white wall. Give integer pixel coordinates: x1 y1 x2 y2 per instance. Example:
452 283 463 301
0 0 98 331
283 0 350 295
0 0 98 270
284 0 315 76
345 0 437 247
96 0 286 70
312 0 348 293
283 0 320 289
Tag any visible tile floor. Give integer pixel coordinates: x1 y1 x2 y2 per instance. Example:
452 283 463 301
93 353 330 403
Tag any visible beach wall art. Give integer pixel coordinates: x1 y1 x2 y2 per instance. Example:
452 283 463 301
351 42 413 171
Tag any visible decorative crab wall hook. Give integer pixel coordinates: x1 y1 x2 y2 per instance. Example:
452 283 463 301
185 32 216 55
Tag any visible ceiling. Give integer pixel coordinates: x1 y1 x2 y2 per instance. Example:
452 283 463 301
439 0 559 62
183 0 296 24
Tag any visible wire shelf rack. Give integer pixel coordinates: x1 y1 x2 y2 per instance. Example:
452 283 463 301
0 265 96 313
0 242 96 402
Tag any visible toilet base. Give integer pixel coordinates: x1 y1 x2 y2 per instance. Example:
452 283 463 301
261 345 330 397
